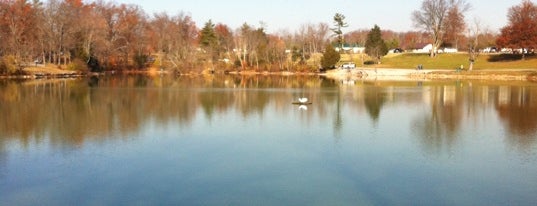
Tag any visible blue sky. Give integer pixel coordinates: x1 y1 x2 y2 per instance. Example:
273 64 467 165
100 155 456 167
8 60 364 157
119 0 521 33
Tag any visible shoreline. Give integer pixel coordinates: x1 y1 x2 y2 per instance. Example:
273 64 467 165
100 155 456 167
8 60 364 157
324 67 537 82
2 67 536 82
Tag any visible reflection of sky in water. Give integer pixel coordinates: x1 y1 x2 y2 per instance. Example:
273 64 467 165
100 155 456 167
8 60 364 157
1 77 537 205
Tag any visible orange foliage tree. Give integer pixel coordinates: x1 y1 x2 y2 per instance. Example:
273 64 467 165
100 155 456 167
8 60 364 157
0 0 36 63
497 0 537 60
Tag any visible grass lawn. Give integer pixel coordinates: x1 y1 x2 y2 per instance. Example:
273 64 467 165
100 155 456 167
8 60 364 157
340 53 537 70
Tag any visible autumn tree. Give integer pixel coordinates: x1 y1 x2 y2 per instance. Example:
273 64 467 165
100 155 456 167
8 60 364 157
86 2 149 70
412 0 470 57
365 25 388 64
345 29 369 47
150 12 173 61
266 34 287 71
234 23 268 70
149 12 198 71
497 0 537 60
166 13 199 71
478 29 499 49
111 4 147 69
214 23 234 61
400 31 429 50
67 0 115 71
310 23 330 54
57 0 85 65
252 27 269 70
443 2 468 49
37 0 90 67
93 1 121 68
0 0 37 66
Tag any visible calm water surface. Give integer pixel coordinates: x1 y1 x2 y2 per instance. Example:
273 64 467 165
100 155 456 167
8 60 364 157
1 75 537 205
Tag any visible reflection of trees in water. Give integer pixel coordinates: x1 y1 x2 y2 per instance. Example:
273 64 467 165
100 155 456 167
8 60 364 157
0 75 333 148
0 137 6 178
3 78 537 154
495 86 537 150
363 86 387 121
413 85 463 155
412 84 537 155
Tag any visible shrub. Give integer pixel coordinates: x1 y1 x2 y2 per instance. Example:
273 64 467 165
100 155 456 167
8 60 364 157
0 56 18 74
67 59 89 72
321 44 341 70
133 53 149 69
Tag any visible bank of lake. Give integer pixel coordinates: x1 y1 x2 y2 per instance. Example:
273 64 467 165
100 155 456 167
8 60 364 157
3 53 537 81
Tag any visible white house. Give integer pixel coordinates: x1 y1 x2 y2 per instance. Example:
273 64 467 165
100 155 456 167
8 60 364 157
335 45 365 54
412 44 433 53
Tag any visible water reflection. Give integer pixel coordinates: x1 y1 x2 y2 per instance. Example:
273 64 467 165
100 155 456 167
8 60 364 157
1 77 537 154
2 76 537 205
362 85 388 121
496 86 537 151
412 85 464 155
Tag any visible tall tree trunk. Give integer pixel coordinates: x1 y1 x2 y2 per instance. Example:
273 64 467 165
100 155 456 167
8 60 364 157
469 61 473 71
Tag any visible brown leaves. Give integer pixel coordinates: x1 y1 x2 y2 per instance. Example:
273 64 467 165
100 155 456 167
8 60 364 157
497 0 537 50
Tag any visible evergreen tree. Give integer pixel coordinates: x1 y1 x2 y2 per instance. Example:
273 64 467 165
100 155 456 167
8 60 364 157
365 25 388 64
321 44 340 70
199 20 218 61
331 13 348 51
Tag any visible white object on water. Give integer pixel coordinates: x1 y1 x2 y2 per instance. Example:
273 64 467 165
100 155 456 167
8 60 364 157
299 105 308 111
298 97 308 103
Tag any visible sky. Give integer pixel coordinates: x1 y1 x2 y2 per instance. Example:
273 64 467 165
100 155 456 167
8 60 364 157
118 0 523 33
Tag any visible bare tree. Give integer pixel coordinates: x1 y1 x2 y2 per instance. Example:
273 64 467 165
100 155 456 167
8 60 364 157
234 23 252 70
167 13 198 71
315 23 330 52
345 30 369 46
467 18 481 71
412 0 470 57
147 12 198 72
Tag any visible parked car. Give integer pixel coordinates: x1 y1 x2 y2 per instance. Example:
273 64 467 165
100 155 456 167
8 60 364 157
340 62 356 70
440 48 458 53
482 47 497 53
389 48 404 53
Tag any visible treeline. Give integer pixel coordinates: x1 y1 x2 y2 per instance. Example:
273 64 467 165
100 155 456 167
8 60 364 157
0 0 500 74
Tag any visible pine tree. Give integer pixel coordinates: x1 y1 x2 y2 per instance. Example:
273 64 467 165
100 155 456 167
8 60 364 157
365 25 388 64
331 13 348 51
321 44 340 70
199 20 218 61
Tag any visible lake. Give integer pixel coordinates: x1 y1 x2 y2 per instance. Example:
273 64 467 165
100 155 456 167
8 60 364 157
1 75 537 205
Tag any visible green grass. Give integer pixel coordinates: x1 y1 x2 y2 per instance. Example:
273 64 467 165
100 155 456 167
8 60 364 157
340 53 537 70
